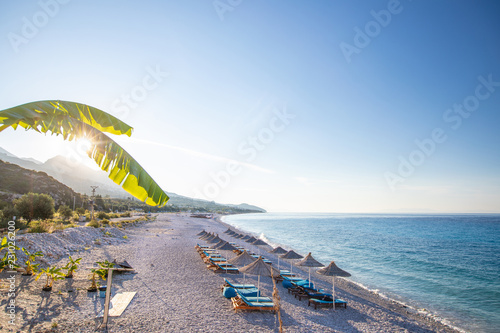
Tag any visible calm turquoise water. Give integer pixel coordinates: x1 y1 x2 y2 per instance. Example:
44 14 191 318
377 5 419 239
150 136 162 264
222 213 500 333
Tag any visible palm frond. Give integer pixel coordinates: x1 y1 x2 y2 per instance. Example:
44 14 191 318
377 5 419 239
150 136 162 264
0 100 168 207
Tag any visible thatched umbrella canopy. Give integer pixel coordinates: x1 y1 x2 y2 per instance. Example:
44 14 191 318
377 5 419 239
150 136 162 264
228 250 257 284
252 239 268 246
246 236 257 243
280 250 304 273
227 250 257 266
317 261 351 311
197 230 207 236
241 235 251 240
217 242 238 251
206 235 223 244
269 246 287 254
223 228 232 234
200 232 214 240
210 240 226 249
269 246 288 270
296 252 324 288
227 230 236 236
234 233 244 239
240 257 280 297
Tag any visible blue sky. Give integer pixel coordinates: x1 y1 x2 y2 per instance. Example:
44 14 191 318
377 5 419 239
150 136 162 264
0 0 499 213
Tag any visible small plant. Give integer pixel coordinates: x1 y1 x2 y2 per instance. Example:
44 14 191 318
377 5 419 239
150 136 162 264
122 235 128 239
22 248 43 276
94 239 101 245
101 219 110 225
35 265 65 291
51 322 58 328
62 256 82 278
88 260 115 291
1 236 19 273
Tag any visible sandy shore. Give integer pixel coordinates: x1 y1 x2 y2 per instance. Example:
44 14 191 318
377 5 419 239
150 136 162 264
0 213 462 332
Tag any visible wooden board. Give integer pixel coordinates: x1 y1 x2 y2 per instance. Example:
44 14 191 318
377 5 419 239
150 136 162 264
98 292 136 317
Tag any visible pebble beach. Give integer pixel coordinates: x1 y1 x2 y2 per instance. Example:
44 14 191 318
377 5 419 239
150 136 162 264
0 213 463 332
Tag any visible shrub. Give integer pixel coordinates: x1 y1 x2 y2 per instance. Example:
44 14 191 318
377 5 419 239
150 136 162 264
58 205 73 220
14 193 54 223
28 220 49 233
101 219 110 225
86 219 100 228
97 212 109 220
120 212 131 218
75 207 85 215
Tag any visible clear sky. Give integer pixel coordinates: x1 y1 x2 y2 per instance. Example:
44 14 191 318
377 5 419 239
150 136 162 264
1 0 499 213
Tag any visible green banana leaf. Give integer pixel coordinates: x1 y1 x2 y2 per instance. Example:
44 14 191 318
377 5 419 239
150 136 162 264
0 100 168 207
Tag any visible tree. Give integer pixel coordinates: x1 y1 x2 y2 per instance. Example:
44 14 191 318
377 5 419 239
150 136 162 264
95 195 106 210
58 205 73 220
0 101 168 207
14 193 54 222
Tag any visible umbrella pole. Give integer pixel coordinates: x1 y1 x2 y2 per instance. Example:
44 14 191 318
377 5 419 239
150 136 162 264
257 275 261 298
308 268 311 288
332 276 336 311
290 261 293 274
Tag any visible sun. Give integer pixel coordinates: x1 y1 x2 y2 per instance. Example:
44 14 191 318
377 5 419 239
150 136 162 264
76 137 92 154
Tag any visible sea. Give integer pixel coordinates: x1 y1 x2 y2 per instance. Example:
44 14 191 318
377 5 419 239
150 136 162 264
222 213 500 333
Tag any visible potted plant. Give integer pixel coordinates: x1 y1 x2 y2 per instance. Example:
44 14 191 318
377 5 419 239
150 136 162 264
22 248 43 276
88 270 98 292
88 260 115 292
0 236 19 273
35 266 65 291
62 256 82 278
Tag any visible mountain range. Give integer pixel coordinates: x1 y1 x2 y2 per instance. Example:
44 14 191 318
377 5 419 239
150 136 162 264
0 147 265 212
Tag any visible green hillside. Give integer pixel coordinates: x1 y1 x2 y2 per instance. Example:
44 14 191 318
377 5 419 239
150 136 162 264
0 160 83 208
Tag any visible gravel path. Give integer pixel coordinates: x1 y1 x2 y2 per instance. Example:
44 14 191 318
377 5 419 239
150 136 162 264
0 213 462 332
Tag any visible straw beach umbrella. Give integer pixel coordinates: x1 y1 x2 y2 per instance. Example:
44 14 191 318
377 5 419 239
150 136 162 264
246 236 257 243
200 232 214 240
280 250 303 274
210 240 226 249
197 230 207 236
252 239 268 246
206 235 223 244
317 261 351 310
241 235 251 240
269 246 288 270
295 252 324 288
228 250 257 284
217 242 238 251
240 257 280 297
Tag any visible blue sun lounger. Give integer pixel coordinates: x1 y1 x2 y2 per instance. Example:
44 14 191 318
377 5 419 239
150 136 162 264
231 293 275 312
223 278 256 289
308 298 347 309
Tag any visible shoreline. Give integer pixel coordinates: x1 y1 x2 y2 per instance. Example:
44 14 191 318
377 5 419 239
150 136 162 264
217 213 465 333
0 213 464 332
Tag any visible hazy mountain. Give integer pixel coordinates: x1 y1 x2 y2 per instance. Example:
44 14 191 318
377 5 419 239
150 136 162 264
0 147 266 212
0 160 81 207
